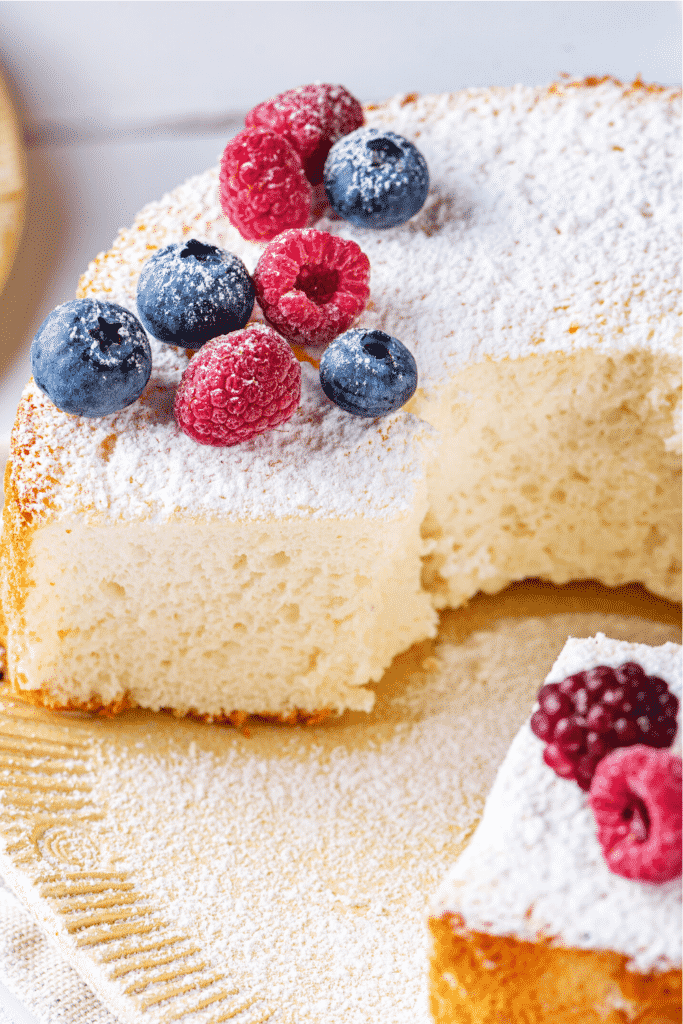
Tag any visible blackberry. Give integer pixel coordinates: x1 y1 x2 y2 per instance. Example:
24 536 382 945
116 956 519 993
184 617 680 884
530 662 679 790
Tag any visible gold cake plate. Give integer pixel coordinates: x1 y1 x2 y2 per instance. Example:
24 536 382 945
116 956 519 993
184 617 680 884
0 581 680 1024
0 69 25 297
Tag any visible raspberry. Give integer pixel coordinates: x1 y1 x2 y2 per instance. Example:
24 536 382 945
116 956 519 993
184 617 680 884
245 83 364 186
530 662 679 790
219 128 311 242
590 746 682 883
173 324 301 447
253 229 370 347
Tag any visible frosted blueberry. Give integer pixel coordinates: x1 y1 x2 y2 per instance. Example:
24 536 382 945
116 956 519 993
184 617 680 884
323 128 429 229
319 328 417 417
136 239 255 349
31 299 152 417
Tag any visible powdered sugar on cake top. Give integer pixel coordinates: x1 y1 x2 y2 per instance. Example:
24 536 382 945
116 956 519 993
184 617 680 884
88 81 681 390
12 79 681 523
13 368 433 522
432 635 683 973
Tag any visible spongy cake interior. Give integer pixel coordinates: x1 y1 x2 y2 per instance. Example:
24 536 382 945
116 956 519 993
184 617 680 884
420 347 681 610
1 78 681 718
2 364 437 717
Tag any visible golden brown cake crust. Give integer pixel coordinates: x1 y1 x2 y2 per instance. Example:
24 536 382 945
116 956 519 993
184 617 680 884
1 675 331 731
429 913 683 1023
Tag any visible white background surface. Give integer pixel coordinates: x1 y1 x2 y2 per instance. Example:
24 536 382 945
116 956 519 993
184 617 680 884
0 3 680 1021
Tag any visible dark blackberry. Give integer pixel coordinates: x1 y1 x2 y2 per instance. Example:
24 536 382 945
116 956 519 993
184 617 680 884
530 662 679 790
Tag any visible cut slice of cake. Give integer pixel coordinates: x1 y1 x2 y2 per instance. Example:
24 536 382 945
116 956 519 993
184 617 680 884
429 634 682 1023
1 78 681 719
1 363 436 719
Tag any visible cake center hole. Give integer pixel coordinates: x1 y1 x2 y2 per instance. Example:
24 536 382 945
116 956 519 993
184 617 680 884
366 137 403 166
90 317 123 352
622 797 650 843
295 264 339 305
180 239 215 262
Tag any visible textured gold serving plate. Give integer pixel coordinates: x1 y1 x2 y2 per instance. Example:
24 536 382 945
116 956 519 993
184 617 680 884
0 581 680 1024
0 70 25 297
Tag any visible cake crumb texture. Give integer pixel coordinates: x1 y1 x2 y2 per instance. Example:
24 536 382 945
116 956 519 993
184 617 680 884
1 78 680 717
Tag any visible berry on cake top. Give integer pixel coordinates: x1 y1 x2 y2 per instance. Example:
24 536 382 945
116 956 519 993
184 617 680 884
219 126 312 242
136 240 255 349
253 228 370 347
320 328 418 417
531 661 679 790
323 126 430 229
31 299 152 418
590 745 682 884
173 323 301 447
432 635 682 973
244 83 364 186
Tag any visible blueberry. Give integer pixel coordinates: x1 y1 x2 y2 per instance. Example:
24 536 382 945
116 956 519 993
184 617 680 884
31 299 152 417
319 328 417 417
323 128 429 229
136 239 255 349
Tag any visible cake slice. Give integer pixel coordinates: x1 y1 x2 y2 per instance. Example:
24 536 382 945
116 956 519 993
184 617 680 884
1 363 436 719
1 78 681 719
429 634 682 1023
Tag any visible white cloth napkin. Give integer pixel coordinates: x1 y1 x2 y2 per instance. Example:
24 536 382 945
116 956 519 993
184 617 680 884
0 878 118 1024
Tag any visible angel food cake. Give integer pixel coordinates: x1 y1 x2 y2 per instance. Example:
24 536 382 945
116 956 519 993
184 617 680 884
1 77 681 720
429 634 683 1023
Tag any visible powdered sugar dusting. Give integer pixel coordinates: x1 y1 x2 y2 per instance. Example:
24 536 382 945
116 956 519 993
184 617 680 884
84 80 681 393
59 614 676 1022
14 80 679 524
434 634 683 973
13 366 433 523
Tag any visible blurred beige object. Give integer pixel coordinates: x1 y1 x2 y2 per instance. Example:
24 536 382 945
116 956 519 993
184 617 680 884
0 71 25 296
0 582 680 1024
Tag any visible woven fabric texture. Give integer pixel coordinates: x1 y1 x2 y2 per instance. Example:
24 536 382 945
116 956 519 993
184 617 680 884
0 879 117 1024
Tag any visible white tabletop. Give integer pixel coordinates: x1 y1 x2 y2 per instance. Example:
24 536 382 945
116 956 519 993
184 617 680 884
0 3 680 1021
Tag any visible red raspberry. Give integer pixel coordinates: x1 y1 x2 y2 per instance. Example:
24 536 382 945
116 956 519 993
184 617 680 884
530 663 679 790
245 83 364 186
174 324 301 446
219 127 311 242
590 746 682 883
253 229 370 347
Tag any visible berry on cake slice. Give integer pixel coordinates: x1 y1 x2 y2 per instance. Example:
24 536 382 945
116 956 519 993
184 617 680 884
253 228 370 347
530 662 679 790
590 745 682 883
173 323 301 446
219 127 311 242
31 298 152 417
324 127 429 229
319 328 417 417
136 239 255 350
245 83 364 186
